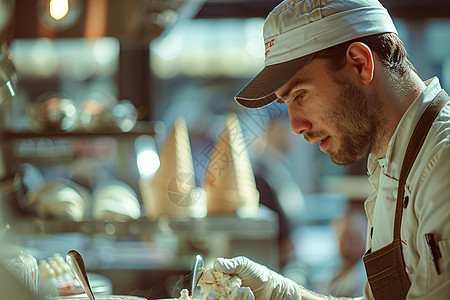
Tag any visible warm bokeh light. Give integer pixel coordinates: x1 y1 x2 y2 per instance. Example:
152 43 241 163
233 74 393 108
49 0 69 21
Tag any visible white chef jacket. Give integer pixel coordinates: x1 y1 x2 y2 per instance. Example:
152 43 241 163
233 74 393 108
361 77 450 299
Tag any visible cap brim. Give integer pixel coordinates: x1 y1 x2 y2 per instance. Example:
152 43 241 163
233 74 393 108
235 53 315 109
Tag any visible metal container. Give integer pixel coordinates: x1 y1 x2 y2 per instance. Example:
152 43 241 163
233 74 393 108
0 43 17 107
27 93 78 132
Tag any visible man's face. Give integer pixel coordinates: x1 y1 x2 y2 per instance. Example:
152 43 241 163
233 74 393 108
275 59 383 165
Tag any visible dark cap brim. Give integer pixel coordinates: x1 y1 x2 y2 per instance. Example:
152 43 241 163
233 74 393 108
235 53 315 109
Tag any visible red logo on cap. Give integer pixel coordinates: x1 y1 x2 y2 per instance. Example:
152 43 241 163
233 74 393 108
265 39 275 56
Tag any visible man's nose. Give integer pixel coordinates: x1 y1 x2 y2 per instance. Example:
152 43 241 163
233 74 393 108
288 111 311 135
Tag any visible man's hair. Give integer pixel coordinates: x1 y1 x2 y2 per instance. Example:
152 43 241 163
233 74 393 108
314 33 416 77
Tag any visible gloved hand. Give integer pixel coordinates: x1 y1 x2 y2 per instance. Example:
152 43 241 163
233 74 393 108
230 286 255 300
213 256 302 300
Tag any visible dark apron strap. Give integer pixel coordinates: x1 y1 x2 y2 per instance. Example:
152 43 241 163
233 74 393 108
393 91 448 240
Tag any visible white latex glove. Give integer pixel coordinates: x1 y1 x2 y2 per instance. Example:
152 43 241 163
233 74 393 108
230 286 255 300
214 256 301 300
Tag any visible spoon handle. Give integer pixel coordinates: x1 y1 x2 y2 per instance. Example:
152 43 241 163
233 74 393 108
66 250 96 300
191 254 204 297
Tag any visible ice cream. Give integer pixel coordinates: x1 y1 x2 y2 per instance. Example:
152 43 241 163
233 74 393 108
177 289 195 300
175 267 242 300
197 268 242 300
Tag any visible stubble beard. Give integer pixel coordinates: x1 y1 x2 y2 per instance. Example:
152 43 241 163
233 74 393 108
326 79 385 166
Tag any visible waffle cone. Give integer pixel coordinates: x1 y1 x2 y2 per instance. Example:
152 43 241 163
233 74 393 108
140 117 196 220
202 113 259 215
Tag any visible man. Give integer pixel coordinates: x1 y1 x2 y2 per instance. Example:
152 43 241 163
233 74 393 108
212 0 450 299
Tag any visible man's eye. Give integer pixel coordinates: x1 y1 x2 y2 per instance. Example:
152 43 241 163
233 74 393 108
293 91 306 103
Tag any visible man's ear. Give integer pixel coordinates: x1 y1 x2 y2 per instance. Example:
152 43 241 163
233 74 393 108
346 42 374 84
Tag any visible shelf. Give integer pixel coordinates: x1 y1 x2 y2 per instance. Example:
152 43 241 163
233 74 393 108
0 120 165 180
8 208 278 239
10 218 159 236
0 121 165 140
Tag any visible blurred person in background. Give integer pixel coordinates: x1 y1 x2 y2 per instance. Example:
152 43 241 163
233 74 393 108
309 203 367 298
212 0 450 299
251 115 308 284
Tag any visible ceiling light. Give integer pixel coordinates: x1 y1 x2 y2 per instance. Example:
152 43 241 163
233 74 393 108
49 0 69 21
38 0 82 32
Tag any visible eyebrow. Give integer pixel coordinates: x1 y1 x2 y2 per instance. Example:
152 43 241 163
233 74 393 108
276 77 311 103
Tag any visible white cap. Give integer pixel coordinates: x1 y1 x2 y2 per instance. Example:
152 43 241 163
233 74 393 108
235 0 397 108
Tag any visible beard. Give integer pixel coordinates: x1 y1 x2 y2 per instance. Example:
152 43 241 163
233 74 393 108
308 78 385 166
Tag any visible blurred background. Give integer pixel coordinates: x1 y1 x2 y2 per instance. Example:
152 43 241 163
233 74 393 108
0 0 450 299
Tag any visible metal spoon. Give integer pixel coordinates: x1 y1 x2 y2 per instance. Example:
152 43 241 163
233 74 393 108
66 250 96 300
191 254 204 298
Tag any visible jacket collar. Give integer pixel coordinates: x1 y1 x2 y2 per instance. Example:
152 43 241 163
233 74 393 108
367 77 442 183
